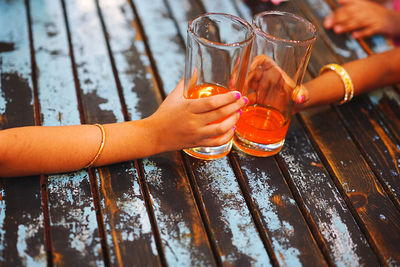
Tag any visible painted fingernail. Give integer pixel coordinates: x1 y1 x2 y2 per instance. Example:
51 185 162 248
296 94 305 104
238 109 242 116
243 97 249 105
233 126 236 131
235 92 241 99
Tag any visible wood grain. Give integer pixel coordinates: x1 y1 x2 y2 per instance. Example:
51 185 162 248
0 0 46 265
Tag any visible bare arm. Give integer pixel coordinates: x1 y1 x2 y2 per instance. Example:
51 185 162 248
0 80 247 177
295 48 400 111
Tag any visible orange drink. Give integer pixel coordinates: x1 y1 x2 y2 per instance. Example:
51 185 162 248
233 11 316 157
183 13 254 160
234 106 289 157
184 83 232 160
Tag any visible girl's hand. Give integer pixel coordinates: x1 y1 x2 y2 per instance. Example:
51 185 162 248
323 0 400 39
148 79 248 153
292 84 309 113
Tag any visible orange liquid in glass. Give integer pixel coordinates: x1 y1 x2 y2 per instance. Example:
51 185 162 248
236 106 289 145
187 83 230 124
184 83 232 160
187 83 230 99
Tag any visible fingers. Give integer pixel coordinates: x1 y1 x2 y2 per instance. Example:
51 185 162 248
352 25 378 38
324 15 334 29
190 90 244 114
292 84 309 113
196 111 240 146
202 96 247 124
199 129 235 148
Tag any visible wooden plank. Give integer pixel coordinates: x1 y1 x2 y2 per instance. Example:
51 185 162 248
302 106 400 264
277 0 400 263
164 0 276 264
62 0 133 264
189 1 335 265
230 151 328 266
184 157 272 266
131 0 185 95
294 0 400 209
0 0 46 265
29 0 106 265
234 1 388 265
140 154 216 266
279 117 381 266
100 0 216 265
95 0 166 264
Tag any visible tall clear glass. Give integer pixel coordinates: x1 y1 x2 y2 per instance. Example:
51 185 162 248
183 13 254 160
234 11 316 157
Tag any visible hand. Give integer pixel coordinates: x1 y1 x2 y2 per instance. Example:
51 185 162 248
292 84 309 113
148 79 248 152
245 54 298 111
324 0 400 39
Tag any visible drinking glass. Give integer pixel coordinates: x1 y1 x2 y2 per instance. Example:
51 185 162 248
233 11 316 157
183 13 254 160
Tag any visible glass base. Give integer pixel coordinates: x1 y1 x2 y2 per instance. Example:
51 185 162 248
233 132 285 157
183 139 233 160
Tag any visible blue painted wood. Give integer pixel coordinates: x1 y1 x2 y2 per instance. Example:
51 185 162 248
0 0 46 265
231 150 328 266
131 0 185 95
95 0 163 265
129 0 219 265
29 0 105 265
63 0 124 124
280 117 380 266
167 0 329 264
141 154 216 266
186 157 273 266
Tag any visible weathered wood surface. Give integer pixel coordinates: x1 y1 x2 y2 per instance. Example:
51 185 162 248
0 0 46 266
1 0 400 265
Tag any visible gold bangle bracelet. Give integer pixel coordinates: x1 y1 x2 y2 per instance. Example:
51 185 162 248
84 123 106 169
320 63 354 105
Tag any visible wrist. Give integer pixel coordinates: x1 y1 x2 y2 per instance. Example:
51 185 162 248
140 115 168 155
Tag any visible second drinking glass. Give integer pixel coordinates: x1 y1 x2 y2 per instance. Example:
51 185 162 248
234 11 317 157
183 13 254 160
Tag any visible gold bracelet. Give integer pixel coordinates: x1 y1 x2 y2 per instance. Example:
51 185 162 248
84 124 106 169
320 63 354 105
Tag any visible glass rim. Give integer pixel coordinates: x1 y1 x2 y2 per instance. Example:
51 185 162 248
188 12 254 48
253 11 317 45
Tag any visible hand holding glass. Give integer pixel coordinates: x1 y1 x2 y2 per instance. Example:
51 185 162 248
234 11 317 157
184 13 254 160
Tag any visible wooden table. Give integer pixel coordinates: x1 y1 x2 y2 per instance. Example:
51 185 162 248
1 0 399 266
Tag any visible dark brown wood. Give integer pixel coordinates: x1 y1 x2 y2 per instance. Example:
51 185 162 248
230 150 328 266
29 0 107 265
139 154 216 266
95 0 164 265
279 116 381 266
184 156 272 265
104 0 217 265
0 0 46 265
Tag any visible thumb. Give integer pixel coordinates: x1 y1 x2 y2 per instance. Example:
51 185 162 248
292 85 309 113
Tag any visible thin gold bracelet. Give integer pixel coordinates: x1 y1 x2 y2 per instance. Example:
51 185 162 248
319 63 354 105
84 123 106 169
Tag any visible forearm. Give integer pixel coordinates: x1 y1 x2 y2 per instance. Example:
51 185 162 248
301 48 400 109
0 120 161 177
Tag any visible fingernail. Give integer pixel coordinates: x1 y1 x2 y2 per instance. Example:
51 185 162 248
334 26 343 33
243 97 248 105
238 109 242 116
233 126 236 131
235 92 241 100
296 94 305 104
